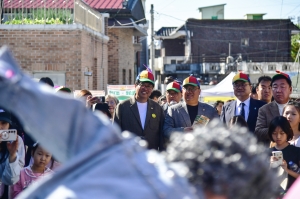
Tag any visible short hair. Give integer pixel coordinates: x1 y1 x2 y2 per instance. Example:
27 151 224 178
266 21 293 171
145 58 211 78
283 101 300 131
164 76 174 84
268 116 293 142
76 89 92 98
271 75 292 87
213 100 224 109
251 84 257 94
157 95 166 105
149 90 162 99
105 95 119 105
229 115 248 129
165 120 278 199
257 76 272 86
39 77 54 87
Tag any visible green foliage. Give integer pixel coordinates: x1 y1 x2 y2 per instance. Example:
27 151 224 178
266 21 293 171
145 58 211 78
4 18 64 25
291 24 300 62
4 9 72 24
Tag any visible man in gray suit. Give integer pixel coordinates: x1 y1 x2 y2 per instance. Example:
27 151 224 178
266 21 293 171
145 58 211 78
163 75 218 138
113 70 164 150
255 71 292 146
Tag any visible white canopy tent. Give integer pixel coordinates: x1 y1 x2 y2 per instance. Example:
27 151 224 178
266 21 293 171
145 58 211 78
201 72 236 97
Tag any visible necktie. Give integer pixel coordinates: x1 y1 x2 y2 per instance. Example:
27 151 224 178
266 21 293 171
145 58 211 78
240 103 245 119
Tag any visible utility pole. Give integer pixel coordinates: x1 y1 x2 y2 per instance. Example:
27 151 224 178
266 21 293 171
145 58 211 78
150 4 154 72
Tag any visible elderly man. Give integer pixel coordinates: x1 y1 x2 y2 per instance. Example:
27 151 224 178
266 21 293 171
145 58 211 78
113 70 165 150
256 75 272 103
221 73 266 132
163 76 218 138
162 81 182 114
255 71 292 145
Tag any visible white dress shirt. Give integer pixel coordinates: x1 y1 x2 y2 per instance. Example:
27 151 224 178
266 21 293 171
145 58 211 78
235 97 250 121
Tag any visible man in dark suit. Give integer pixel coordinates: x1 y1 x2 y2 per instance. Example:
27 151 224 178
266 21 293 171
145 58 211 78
164 76 219 138
221 72 266 132
113 70 164 150
255 71 292 145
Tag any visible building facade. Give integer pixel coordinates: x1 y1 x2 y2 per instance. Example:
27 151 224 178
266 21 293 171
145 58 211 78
153 18 300 87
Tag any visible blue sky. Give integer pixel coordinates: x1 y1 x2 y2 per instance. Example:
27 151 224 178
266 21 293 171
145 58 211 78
145 0 300 34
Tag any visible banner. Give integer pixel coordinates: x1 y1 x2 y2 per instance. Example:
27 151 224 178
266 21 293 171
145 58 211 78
107 85 135 101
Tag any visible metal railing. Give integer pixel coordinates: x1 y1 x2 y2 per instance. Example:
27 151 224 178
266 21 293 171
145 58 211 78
1 0 104 33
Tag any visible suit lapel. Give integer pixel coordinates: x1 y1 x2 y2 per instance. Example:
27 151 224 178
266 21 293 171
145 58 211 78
227 101 236 120
197 103 203 116
144 99 154 130
248 98 255 122
270 101 280 116
129 97 142 128
180 102 192 127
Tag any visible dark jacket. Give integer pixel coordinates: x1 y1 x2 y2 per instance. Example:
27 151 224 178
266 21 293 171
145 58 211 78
113 97 165 150
220 98 266 133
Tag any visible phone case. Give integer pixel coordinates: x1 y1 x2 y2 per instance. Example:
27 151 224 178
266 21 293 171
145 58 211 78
192 115 210 127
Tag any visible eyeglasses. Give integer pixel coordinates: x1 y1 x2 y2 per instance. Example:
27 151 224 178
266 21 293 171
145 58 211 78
167 91 179 96
106 100 116 105
233 83 250 89
272 86 287 91
138 83 153 90
183 87 199 93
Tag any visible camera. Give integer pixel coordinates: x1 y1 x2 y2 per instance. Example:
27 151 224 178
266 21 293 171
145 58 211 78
0 129 17 141
99 96 105 103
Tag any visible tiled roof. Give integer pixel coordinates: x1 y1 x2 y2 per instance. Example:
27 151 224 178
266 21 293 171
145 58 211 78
84 0 123 9
155 27 177 37
3 0 123 9
3 0 73 9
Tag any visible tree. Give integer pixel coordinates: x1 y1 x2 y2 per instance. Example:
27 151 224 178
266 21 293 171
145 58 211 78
291 24 300 62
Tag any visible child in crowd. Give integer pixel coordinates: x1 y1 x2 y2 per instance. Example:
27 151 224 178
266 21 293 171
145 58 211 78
269 116 300 191
0 109 25 198
12 143 53 198
283 101 300 147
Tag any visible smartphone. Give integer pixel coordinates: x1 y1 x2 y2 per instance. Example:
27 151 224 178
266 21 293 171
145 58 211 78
99 96 105 103
272 151 283 165
0 129 17 141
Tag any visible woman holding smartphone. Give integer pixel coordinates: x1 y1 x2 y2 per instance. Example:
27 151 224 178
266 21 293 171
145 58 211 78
0 109 24 198
269 116 300 191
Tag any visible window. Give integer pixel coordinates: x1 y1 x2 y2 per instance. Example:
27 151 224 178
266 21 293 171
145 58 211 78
171 60 176 64
282 65 290 71
268 65 276 71
210 65 217 71
122 69 126 85
177 60 184 64
241 38 249 46
253 65 259 71
176 65 189 71
228 65 237 71
129 69 132 84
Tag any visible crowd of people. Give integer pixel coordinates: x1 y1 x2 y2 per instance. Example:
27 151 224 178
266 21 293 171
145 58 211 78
0 46 300 198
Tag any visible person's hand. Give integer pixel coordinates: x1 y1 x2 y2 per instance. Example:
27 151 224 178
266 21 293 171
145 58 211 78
86 96 101 107
270 156 278 162
7 136 18 163
281 160 288 172
184 127 193 132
